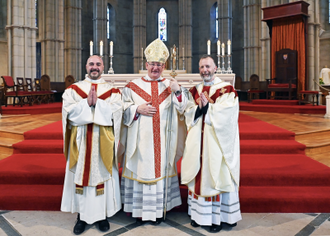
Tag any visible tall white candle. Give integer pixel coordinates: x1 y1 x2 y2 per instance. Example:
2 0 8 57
90 41 93 56
217 40 221 55
110 41 113 56
207 40 211 55
227 39 231 55
221 43 225 56
141 47 143 58
182 47 184 58
100 40 103 56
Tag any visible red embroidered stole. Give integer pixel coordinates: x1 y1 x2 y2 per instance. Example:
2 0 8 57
125 78 171 178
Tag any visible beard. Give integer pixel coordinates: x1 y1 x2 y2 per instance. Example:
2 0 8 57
200 71 215 82
88 69 101 80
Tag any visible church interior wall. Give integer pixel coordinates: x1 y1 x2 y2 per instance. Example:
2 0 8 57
146 0 179 70
319 0 330 73
232 0 244 80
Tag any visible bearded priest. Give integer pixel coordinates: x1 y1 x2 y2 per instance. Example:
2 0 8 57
181 54 242 233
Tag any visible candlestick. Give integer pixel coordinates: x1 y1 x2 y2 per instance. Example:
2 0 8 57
100 40 103 56
227 54 232 73
207 40 211 55
221 43 225 56
227 39 231 55
182 47 184 58
108 55 114 74
90 41 93 56
110 41 113 56
217 40 221 56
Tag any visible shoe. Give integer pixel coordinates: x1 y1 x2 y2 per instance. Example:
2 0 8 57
73 214 87 235
209 224 222 233
223 222 237 227
98 219 110 232
136 218 145 226
190 220 200 227
153 218 162 225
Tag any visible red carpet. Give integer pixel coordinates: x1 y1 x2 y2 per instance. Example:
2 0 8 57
1 102 62 115
240 99 326 114
1 115 330 212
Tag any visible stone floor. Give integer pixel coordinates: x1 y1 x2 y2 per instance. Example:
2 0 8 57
0 210 329 236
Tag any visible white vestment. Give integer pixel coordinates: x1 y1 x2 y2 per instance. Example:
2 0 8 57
181 77 242 226
61 76 122 224
319 67 330 84
119 76 188 221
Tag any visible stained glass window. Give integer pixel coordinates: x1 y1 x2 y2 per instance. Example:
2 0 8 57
216 6 218 39
35 0 38 27
107 4 110 39
158 8 167 41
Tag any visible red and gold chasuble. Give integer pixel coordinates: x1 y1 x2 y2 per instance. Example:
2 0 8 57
188 84 237 201
66 83 120 194
125 77 171 178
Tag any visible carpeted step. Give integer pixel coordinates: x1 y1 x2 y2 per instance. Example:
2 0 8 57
251 99 299 105
0 184 63 211
24 120 62 140
239 186 330 213
240 154 330 186
1 102 62 115
13 140 63 154
240 140 306 154
0 154 65 185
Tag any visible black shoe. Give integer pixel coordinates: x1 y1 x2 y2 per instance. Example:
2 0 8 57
190 220 200 227
73 214 87 235
136 218 145 226
209 224 222 233
153 218 162 225
223 222 237 227
98 219 110 232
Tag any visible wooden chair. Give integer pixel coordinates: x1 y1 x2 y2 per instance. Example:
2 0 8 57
247 74 264 102
1 76 31 106
235 76 242 91
65 75 75 88
298 90 319 106
26 78 49 105
266 77 297 100
40 74 55 103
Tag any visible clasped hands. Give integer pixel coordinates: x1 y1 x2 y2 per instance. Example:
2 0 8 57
87 86 97 107
199 92 208 109
137 78 180 117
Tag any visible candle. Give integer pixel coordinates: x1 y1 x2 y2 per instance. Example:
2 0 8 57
90 41 93 56
207 40 211 55
100 40 103 56
221 43 225 56
182 47 184 58
141 47 143 58
110 41 113 56
217 40 221 55
227 39 231 55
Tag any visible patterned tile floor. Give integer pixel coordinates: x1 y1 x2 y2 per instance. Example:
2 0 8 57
0 210 329 236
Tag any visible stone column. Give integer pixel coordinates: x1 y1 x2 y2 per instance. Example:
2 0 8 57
243 0 261 80
178 0 192 73
64 0 82 80
133 0 146 73
261 0 271 82
39 0 65 82
6 0 37 79
93 0 108 72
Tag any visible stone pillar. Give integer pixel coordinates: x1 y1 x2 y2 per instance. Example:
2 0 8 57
6 0 37 79
93 0 108 73
243 0 261 80
306 0 317 91
39 0 65 82
64 0 82 80
261 0 271 81
133 0 146 73
178 0 192 73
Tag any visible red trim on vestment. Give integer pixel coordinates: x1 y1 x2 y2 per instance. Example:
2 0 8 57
83 123 94 186
126 80 171 178
67 84 88 99
98 88 121 100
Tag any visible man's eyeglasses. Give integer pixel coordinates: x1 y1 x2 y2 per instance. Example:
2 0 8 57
148 62 164 68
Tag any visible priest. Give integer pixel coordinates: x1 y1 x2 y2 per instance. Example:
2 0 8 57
119 38 188 224
181 55 242 233
61 55 122 235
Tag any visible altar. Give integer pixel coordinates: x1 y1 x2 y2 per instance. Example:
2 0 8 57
102 70 236 90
